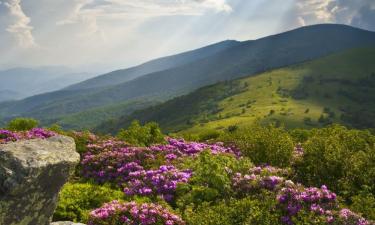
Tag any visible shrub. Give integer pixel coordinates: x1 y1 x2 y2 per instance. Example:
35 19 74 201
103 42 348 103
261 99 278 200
53 182 126 223
294 125 375 200
117 120 165 146
289 129 311 143
184 197 280 225
350 191 375 221
88 200 184 225
176 151 252 209
6 118 39 131
221 123 294 167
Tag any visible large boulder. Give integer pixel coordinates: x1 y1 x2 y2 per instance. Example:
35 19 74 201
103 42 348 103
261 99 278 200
51 222 85 225
0 136 80 225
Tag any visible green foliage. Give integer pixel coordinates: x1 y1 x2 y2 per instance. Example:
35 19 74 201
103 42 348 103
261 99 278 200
117 120 165 146
64 130 95 156
294 125 375 200
53 182 126 223
350 191 375 221
6 118 39 131
221 123 294 167
176 151 252 209
289 129 312 143
183 196 280 225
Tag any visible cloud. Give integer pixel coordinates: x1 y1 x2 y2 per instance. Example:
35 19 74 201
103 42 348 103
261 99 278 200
1 0 36 48
294 0 375 31
57 0 232 25
351 5 375 31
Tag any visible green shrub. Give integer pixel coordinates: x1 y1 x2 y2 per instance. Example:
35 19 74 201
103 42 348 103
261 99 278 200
176 151 252 209
117 120 165 146
66 131 95 155
6 118 39 131
294 125 375 200
221 123 294 167
197 129 222 141
350 191 375 221
289 129 312 143
53 182 126 223
184 196 280 225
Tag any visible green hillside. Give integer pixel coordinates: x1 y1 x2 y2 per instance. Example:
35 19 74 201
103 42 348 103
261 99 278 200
98 47 375 135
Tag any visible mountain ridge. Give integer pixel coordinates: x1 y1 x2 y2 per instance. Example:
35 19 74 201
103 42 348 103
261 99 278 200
96 47 375 134
1 24 375 129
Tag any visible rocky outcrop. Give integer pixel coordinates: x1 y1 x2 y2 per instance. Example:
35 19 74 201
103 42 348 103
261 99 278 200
0 136 80 225
51 222 86 225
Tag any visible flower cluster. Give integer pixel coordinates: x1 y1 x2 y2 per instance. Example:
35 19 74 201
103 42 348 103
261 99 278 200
232 172 284 193
292 143 304 160
231 166 372 225
338 209 371 225
151 138 240 158
86 139 129 154
81 147 155 184
81 138 238 185
0 129 19 143
0 128 56 144
277 184 337 224
124 165 191 202
232 166 290 194
89 200 185 225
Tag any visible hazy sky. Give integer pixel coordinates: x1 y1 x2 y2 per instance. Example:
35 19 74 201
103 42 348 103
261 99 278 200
0 0 374 71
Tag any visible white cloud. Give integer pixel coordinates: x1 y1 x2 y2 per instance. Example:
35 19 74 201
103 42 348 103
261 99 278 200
295 0 375 30
57 0 232 25
2 0 36 48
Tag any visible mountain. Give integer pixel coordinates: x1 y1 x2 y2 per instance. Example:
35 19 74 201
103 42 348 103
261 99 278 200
1 24 375 129
65 40 241 90
97 47 375 134
0 67 95 102
0 90 22 102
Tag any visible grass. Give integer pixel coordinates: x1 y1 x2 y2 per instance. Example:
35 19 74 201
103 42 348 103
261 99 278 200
177 47 375 135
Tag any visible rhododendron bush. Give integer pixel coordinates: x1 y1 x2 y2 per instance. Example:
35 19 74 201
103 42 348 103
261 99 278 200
19 124 368 225
0 128 56 144
88 201 185 225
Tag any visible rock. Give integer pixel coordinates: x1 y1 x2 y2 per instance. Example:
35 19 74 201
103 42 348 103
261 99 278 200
0 136 80 225
51 222 86 225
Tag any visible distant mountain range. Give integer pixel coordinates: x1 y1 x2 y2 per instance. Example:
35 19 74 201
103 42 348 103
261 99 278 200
1 24 375 130
0 67 95 102
98 47 375 134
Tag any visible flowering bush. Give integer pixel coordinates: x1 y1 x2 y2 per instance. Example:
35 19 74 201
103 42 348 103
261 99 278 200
81 138 238 185
70 126 375 225
88 200 185 225
124 165 191 202
277 184 337 224
231 166 373 225
151 138 240 157
0 128 56 144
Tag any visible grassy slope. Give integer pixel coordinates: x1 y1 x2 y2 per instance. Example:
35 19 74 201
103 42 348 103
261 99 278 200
101 47 375 135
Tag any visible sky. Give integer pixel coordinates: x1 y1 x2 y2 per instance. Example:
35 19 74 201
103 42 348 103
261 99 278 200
0 0 374 72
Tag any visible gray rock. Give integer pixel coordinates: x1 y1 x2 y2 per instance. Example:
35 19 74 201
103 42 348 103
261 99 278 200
51 222 86 225
0 136 80 225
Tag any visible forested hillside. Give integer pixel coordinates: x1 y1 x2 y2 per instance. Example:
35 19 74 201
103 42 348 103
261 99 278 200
98 47 375 135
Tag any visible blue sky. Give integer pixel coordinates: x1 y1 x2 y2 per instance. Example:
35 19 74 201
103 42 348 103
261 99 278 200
0 0 374 71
